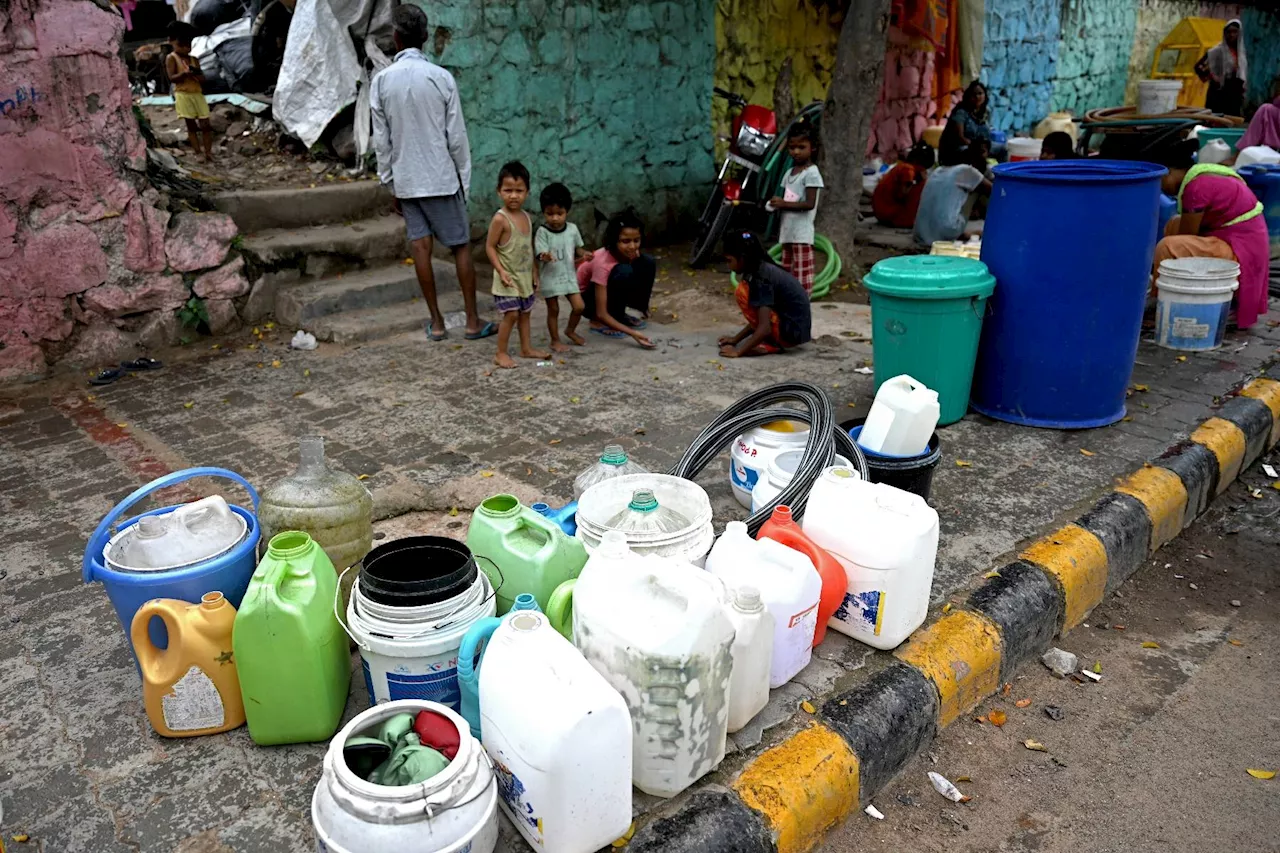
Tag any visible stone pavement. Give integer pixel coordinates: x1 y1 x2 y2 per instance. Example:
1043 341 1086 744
1 286 1277 851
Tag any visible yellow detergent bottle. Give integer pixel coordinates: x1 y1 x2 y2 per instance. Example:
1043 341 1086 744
131 592 246 738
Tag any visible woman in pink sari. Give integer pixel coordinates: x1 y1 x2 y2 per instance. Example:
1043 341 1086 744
1239 94 1280 151
1153 140 1269 329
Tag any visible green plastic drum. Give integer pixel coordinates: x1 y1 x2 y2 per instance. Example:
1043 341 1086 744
863 255 996 425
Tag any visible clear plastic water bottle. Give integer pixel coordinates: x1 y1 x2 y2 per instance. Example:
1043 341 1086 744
605 489 691 535
572 444 648 500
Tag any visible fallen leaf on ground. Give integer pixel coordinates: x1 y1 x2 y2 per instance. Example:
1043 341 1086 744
1092 661 1103 673
13 834 30 842
1024 740 1049 752
357 474 369 481
569 396 581 404
955 775 972 783
549 439 562 445
480 471 494 478
942 603 952 613
271 360 282 368
448 507 459 517
523 395 534 402
1113 624 1126 630
303 368 311 377
800 700 816 714
1132 384 1149 392
1002 682 1012 695
1079 449 1095 457
183 401 194 409
292 391 305 397
1247 769 1276 780
1177 355 1187 362
984 570 1001 579
1142 641 1160 649
987 710 1007 727
116 422 127 428
956 460 973 467
1015 698 1032 708
1229 639 1244 646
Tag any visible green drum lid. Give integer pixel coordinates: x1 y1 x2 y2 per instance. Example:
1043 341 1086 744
864 255 996 300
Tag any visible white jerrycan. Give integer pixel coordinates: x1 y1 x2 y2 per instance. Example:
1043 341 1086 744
572 532 734 798
802 468 939 649
705 521 820 688
725 585 772 733
479 610 632 853
858 375 940 457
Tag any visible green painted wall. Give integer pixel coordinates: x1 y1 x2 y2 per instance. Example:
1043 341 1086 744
1051 0 1138 115
411 0 716 238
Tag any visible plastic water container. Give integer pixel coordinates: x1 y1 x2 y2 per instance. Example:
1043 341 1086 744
1137 79 1182 115
109 496 246 572
531 501 578 537
466 495 588 614
751 449 853 514
312 700 498 853
1154 258 1240 351
1200 139 1233 165
725 586 772 733
756 504 847 646
729 420 810 509
234 531 350 744
576 474 714 566
84 467 261 657
858 375 940 457
705 522 821 688
565 532 734 798
573 444 648 501
1235 146 1280 170
479 611 632 853
1006 136 1043 161
1238 164 1280 254
802 468 940 649
345 537 497 709
1034 112 1078 144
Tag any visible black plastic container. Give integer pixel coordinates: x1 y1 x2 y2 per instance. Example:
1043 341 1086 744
358 536 478 606
840 418 942 503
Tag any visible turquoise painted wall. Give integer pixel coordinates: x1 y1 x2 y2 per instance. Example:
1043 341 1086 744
412 0 715 237
981 0 1062 134
1052 0 1139 115
1243 5 1280 104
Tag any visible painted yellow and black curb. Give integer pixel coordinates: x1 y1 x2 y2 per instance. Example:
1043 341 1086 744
624 376 1280 853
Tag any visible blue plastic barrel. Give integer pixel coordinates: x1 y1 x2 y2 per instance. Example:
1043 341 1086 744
83 467 260 658
1237 164 1280 253
1156 193 1177 243
972 160 1167 428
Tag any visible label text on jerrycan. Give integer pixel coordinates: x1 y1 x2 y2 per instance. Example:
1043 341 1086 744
494 758 543 843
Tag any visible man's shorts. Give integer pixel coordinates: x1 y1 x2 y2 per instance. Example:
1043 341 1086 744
400 191 469 247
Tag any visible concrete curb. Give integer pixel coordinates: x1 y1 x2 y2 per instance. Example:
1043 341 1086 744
627 376 1280 853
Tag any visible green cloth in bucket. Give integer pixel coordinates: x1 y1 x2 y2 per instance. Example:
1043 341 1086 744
863 255 996 425
368 732 451 786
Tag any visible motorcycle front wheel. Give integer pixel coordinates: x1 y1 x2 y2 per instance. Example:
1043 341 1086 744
688 199 735 268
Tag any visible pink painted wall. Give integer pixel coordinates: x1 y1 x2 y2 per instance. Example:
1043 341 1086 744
867 27 958 161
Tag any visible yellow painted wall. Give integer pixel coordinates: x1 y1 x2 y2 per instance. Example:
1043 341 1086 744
1124 0 1203 105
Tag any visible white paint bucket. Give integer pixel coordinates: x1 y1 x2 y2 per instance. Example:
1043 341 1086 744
1155 257 1240 351
1006 137 1043 162
1137 79 1182 116
311 699 498 853
342 567 497 709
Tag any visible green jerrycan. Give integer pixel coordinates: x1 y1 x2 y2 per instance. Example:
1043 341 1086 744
465 495 587 614
233 531 351 744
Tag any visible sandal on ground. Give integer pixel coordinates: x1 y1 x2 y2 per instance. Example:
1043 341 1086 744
464 322 498 341
89 367 126 386
121 357 163 371
425 322 448 342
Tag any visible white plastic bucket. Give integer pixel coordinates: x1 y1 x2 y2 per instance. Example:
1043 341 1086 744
576 473 715 566
1155 257 1239 351
729 420 810 509
1006 137 1043 162
343 568 497 709
1137 79 1182 116
312 699 498 853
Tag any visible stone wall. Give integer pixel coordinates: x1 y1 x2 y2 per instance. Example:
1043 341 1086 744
1124 0 1200 105
0 0 248 382
1243 4 1280 104
415 0 715 239
981 0 1062 134
1051 0 1138 116
868 28 940 160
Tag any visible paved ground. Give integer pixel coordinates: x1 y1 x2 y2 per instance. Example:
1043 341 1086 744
1 260 1277 850
820 456 1280 853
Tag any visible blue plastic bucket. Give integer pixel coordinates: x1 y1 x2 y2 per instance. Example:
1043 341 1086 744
83 467 260 658
972 160 1167 428
1237 164 1280 254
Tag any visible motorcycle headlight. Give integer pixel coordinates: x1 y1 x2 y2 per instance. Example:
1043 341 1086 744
736 125 774 158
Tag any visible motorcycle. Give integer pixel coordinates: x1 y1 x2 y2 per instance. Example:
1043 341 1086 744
689 88 823 267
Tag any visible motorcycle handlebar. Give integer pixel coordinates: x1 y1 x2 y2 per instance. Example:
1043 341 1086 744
713 86 748 107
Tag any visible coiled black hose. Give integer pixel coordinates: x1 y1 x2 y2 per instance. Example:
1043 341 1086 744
667 381 869 535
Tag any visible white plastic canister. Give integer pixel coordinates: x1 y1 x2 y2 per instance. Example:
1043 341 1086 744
311 700 498 853
344 570 497 708
479 610 632 853
572 533 734 798
705 522 821 688
859 375 940 457
725 586 773 733
801 468 939 650
729 420 810 509
751 449 853 514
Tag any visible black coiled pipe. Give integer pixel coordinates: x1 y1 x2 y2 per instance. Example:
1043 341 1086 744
667 381 869 535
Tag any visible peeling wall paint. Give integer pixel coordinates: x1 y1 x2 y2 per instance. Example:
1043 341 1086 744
1242 5 1280 104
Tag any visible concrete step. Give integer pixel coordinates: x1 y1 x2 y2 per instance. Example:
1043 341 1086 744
241 215 409 271
274 260 458 328
308 288 469 344
214 181 392 232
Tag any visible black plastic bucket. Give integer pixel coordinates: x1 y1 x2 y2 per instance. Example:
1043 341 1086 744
840 418 942 503
358 536 478 607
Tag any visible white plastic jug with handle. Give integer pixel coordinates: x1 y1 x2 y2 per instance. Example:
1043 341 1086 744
858 375 940 457
725 585 772 733
107 495 247 572
802 469 939 650
479 610 632 853
705 522 820 688
570 532 734 798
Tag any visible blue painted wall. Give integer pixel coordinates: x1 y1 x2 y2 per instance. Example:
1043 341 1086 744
1243 5 1280 104
1052 0 1139 115
981 0 1062 134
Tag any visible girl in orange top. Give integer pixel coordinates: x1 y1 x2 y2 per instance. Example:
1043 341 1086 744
872 143 935 229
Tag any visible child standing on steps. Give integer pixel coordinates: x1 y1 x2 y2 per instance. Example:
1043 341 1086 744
769 121 823 296
165 22 214 164
485 161 548 369
535 183 589 351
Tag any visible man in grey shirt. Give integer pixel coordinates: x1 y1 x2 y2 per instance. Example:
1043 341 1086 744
371 5 495 341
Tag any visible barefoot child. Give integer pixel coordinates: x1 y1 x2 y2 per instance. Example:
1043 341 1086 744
575 210 655 349
719 231 811 358
769 121 823 295
165 22 214 163
485 161 548 368
535 183 589 351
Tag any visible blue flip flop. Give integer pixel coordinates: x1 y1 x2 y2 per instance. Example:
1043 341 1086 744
590 326 626 338
425 322 448 342
464 321 498 341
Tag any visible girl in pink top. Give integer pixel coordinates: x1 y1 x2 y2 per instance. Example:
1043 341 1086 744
1154 141 1269 329
575 211 656 349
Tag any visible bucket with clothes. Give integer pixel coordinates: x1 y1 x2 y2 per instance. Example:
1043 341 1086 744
83 467 260 658
1154 257 1240 351
342 536 497 709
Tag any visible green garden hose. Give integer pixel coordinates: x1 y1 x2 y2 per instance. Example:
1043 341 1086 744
729 233 842 300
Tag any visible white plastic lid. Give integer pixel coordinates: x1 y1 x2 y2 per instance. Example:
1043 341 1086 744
733 585 763 612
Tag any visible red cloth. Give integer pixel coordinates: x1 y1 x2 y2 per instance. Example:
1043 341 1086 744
781 243 816 295
872 162 928 228
894 0 947 49
413 710 460 761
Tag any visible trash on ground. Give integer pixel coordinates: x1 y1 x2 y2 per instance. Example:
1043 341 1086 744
1141 641 1160 648
1081 669 1102 682
290 330 318 350
1231 599 1242 607
1023 739 1049 752
928 771 970 803
1263 464 1278 478
865 804 885 819
854 366 874 374
987 710 1007 727
1015 698 1032 708
1246 769 1277 780
1044 705 1065 721
1041 648 1078 678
